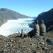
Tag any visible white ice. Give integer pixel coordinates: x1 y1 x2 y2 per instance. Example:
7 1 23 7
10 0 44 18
0 18 34 36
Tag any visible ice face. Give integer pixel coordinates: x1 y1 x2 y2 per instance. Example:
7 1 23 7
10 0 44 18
0 18 34 36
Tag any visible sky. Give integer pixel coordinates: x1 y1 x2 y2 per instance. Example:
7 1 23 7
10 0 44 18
0 0 53 17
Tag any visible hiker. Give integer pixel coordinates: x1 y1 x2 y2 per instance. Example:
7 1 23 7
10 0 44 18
35 20 40 37
40 20 46 36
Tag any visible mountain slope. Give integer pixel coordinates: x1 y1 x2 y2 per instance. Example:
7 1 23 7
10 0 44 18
33 8 53 32
29 8 53 39
0 8 29 26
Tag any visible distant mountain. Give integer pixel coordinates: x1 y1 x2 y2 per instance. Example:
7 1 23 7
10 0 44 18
32 8 53 32
0 8 29 26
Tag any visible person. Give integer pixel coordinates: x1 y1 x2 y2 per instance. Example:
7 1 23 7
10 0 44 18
40 20 46 36
20 29 24 37
40 20 47 48
35 20 40 37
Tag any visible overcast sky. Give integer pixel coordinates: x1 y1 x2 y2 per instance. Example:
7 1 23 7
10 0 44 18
0 0 53 17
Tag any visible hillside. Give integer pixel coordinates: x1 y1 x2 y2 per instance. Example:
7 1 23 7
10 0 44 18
0 8 29 26
29 8 53 39
34 8 53 32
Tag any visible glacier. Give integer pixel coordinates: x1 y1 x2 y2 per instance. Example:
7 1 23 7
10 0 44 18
0 18 34 36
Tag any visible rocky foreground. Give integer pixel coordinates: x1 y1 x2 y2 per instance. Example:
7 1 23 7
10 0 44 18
0 36 37 53
0 34 53 53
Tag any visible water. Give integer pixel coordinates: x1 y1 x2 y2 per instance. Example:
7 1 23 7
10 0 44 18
0 18 34 36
